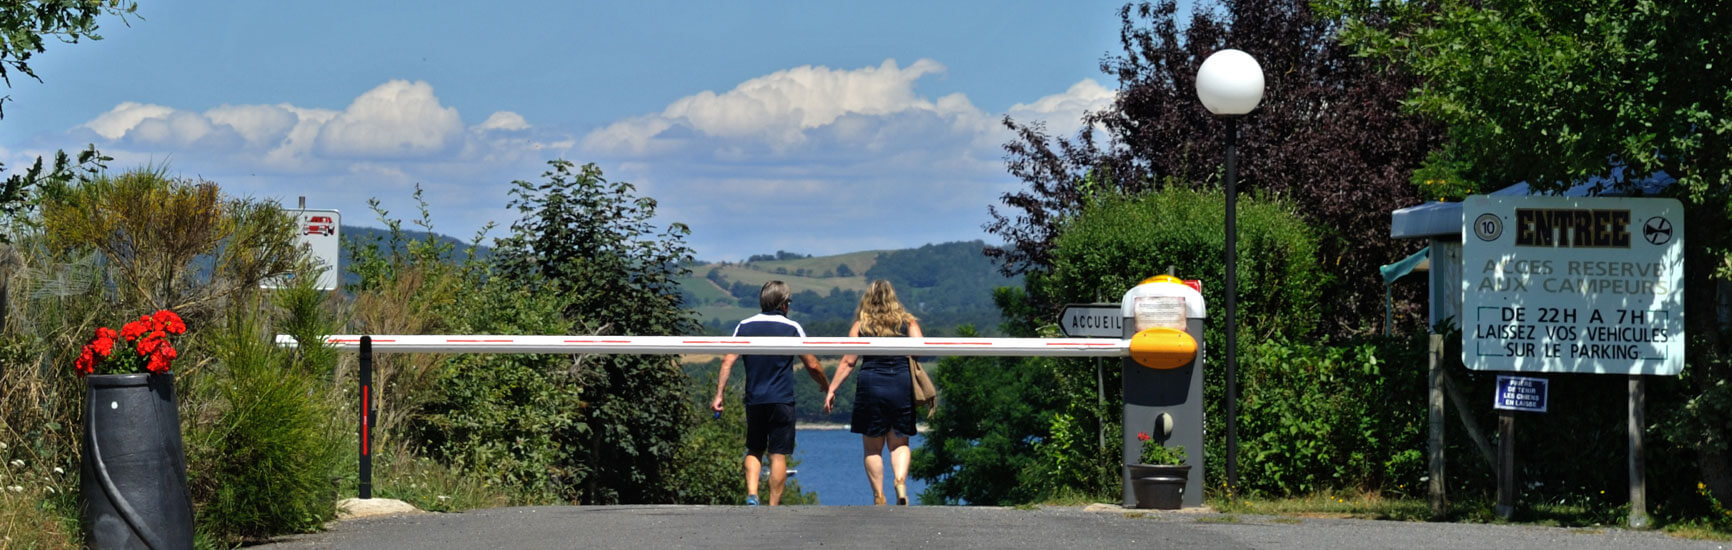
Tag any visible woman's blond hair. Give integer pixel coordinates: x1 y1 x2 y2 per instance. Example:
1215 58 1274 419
854 279 916 336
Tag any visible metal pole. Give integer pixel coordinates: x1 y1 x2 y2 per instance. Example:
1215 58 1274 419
359 335 373 499
1629 375 1649 528
1224 116 1240 491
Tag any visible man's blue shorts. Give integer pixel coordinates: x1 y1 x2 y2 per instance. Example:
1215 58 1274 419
745 403 796 455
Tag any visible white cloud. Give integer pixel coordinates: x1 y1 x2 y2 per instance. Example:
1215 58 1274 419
584 58 960 155
1006 79 1116 135
475 111 530 132
55 64 1118 262
314 80 463 158
83 102 176 140
205 104 298 148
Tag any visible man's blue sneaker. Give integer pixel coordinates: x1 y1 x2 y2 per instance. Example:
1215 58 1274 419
745 495 759 506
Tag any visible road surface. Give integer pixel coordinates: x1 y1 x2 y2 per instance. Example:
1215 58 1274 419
258 504 1724 549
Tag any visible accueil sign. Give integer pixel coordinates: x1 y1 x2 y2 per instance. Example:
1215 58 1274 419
1461 195 1683 375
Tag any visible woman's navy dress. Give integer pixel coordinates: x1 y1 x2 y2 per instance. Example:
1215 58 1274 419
851 323 916 437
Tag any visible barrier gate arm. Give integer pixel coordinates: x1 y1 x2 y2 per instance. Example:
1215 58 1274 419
275 329 1196 500
274 332 1192 362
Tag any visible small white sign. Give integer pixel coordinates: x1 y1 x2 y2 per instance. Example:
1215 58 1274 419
265 209 341 291
1060 304 1124 338
1461 195 1683 375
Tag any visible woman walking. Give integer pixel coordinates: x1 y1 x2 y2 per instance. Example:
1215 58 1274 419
825 280 922 505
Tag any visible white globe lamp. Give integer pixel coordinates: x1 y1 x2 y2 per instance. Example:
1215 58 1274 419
1195 49 1265 115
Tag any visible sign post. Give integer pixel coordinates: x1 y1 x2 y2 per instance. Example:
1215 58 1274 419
1462 195 1683 525
1060 304 1125 338
266 209 342 291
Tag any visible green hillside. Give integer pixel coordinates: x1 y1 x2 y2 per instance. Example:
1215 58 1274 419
680 241 1018 336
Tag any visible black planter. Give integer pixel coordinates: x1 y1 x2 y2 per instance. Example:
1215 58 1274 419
82 373 194 550
1127 464 1190 510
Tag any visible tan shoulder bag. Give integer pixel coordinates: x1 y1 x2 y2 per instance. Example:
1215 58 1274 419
909 356 937 417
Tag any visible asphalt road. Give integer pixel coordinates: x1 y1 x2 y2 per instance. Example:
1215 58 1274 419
258 505 1726 550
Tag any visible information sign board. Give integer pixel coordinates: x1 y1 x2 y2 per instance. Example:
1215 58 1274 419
1461 196 1683 374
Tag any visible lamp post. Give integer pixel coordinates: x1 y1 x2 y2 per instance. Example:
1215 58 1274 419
1195 48 1264 491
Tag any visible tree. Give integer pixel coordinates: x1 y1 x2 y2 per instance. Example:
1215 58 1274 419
987 0 1442 335
0 1 136 228
488 160 698 503
0 0 137 117
1326 0 1732 508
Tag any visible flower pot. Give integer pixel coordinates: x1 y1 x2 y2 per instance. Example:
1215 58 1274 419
1127 464 1190 510
81 373 194 550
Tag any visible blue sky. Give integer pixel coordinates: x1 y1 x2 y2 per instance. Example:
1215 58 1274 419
3 1 1132 260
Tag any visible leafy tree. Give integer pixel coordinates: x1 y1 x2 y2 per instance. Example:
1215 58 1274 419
1326 0 1732 510
0 1 135 232
0 0 137 117
987 0 1442 335
486 160 698 504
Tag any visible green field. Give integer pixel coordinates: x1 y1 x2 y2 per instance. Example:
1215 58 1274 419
688 250 883 297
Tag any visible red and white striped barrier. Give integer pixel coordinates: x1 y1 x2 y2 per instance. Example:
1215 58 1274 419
272 334 1132 357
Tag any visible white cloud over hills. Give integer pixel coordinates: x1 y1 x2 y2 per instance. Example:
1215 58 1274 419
42 62 1115 260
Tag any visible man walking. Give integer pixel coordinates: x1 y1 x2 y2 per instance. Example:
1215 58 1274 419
711 280 829 506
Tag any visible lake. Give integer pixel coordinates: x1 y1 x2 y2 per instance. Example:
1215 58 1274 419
789 427 929 505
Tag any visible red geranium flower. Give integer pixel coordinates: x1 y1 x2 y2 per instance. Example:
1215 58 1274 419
90 327 118 357
75 310 189 377
152 310 187 335
120 317 149 342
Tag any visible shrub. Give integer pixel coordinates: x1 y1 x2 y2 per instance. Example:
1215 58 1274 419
1018 187 1326 499
1236 336 1427 496
184 298 344 542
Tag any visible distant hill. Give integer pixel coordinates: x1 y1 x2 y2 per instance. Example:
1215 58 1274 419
331 227 1018 336
336 225 491 288
682 241 1020 336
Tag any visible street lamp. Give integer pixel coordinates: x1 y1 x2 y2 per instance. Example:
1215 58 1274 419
1196 48 1264 491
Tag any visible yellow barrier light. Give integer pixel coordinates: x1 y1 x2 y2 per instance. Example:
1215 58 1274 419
1128 327 1197 370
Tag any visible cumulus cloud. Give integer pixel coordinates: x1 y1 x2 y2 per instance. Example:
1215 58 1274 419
83 102 176 140
56 63 1119 261
584 59 964 155
1006 78 1116 135
315 80 464 158
205 104 298 148
475 111 530 132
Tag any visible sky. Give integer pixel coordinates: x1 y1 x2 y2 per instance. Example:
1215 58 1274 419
2 1 1134 261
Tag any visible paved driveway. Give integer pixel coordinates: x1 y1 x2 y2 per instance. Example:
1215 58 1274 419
258 505 1725 550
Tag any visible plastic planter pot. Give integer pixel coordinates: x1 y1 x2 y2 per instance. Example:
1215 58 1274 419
1127 464 1191 510
81 373 195 549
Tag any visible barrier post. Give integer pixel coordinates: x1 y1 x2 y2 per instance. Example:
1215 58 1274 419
359 335 373 499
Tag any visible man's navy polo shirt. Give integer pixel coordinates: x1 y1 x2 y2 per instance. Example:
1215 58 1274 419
733 311 806 406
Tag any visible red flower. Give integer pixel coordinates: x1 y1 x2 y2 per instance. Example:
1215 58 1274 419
145 343 176 374
152 310 187 335
120 317 149 342
1137 432 1152 442
74 346 95 377
90 328 117 357
78 310 188 376
136 331 167 356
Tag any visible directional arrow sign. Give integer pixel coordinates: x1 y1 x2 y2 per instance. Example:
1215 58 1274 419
1060 303 1124 338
